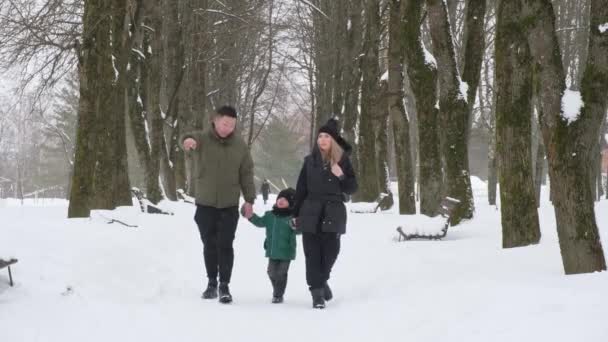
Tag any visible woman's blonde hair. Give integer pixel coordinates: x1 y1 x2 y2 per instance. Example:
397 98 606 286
320 137 344 165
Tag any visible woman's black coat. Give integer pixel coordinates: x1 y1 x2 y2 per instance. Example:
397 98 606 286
293 142 358 234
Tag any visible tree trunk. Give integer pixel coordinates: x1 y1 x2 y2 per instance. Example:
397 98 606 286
145 0 165 202
182 0 209 196
535 141 545 207
91 0 120 210
68 1 101 218
342 0 363 174
462 0 487 138
209 0 240 108
111 0 133 207
589 144 598 201
524 0 607 274
175 146 186 191
389 0 415 214
86 0 134 210
402 0 443 216
403 65 419 202
330 0 347 118
495 0 541 248
312 0 333 130
488 66 498 206
426 0 475 224
483 18 498 207
356 0 381 202
161 0 185 201
126 0 163 204
487 144 497 206
600 119 607 199
127 57 163 204
375 80 393 206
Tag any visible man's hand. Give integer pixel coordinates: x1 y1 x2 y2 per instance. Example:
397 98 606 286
183 138 198 151
331 163 344 178
241 202 253 219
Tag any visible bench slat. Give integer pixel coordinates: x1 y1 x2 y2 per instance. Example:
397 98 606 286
0 259 18 268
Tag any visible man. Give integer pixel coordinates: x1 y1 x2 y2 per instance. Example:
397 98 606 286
181 105 255 304
261 179 270 205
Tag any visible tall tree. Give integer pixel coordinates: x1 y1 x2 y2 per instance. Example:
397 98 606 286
181 0 209 196
70 0 139 217
495 0 541 248
126 0 164 204
342 0 364 172
462 0 487 135
524 0 607 274
69 0 110 217
388 0 415 214
160 0 184 201
402 0 442 216
109 0 134 207
375 79 393 205
90 0 125 210
426 0 475 224
145 0 167 202
356 0 382 202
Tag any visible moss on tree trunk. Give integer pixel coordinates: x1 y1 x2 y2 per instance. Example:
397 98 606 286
495 0 541 248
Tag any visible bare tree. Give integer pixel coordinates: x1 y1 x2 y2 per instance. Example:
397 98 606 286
0 0 82 93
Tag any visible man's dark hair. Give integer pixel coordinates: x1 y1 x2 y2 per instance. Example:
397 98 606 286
215 105 238 118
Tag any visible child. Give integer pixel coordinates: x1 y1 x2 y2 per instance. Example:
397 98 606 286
245 188 297 303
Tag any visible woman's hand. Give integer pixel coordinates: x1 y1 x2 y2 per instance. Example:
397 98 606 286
331 163 344 178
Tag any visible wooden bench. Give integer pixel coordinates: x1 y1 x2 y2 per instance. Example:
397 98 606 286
350 192 394 213
176 189 195 204
0 258 18 287
396 197 460 241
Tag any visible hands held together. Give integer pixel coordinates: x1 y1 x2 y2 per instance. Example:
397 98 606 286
240 202 253 219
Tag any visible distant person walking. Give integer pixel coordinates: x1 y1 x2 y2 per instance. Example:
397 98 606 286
261 179 271 205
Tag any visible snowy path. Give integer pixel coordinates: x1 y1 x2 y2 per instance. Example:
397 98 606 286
1 183 607 341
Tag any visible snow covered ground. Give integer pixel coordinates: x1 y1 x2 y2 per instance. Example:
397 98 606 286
1 179 607 341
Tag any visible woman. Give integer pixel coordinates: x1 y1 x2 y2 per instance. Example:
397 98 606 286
293 118 358 309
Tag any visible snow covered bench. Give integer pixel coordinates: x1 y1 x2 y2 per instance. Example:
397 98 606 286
176 189 195 204
0 258 18 287
396 197 460 241
130 188 173 215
